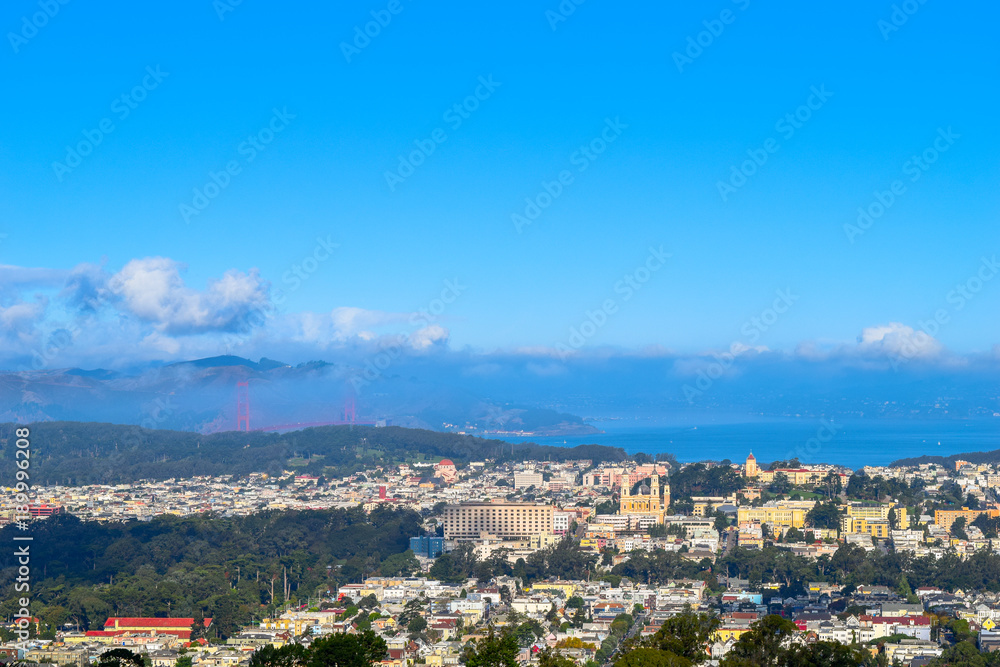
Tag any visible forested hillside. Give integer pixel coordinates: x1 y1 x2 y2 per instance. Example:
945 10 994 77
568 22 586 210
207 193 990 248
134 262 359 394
0 422 627 485
0 507 422 637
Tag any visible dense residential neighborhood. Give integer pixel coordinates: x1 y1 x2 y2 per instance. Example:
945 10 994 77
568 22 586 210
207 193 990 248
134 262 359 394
6 451 1000 666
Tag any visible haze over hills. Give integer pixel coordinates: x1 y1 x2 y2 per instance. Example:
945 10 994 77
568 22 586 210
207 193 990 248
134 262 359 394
0 355 598 436
1 351 998 438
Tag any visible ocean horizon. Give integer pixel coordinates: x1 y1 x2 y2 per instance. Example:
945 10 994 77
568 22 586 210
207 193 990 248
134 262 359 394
494 418 1000 469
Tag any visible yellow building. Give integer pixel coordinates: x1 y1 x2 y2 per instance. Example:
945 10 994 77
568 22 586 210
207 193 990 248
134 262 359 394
691 496 733 517
846 502 907 527
713 626 752 642
261 617 318 635
935 508 1000 532
737 501 813 529
743 452 826 485
531 581 579 598
620 474 668 524
841 516 892 538
755 469 827 485
585 523 616 539
528 532 561 549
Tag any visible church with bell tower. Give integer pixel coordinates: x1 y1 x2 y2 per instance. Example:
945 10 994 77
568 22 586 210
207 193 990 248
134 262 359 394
619 474 669 524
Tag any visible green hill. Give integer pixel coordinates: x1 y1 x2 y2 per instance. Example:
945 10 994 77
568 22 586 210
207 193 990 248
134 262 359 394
0 421 628 485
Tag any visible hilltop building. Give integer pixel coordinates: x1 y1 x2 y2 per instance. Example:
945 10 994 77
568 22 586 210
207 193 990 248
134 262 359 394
434 459 458 484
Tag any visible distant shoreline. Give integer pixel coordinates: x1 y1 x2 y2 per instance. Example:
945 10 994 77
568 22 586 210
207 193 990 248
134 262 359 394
494 416 1000 468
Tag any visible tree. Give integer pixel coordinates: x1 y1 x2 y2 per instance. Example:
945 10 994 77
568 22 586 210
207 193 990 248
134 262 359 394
783 527 803 542
97 650 145 667
806 502 842 531
546 603 560 625
514 620 545 647
966 494 980 510
822 472 843 500
928 639 1000 666
190 610 206 641
641 610 719 664
538 649 579 667
648 524 668 538
463 629 520 667
306 631 387 667
768 473 792 495
952 517 969 541
407 616 427 634
248 644 307 667
615 649 692 667
721 614 797 666
429 553 460 582
175 657 193 667
596 500 618 515
379 550 419 577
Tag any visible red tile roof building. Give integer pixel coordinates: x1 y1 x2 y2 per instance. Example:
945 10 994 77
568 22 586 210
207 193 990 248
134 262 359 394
94 617 213 639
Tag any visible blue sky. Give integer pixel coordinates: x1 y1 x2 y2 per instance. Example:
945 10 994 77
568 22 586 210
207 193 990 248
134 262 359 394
1 0 999 369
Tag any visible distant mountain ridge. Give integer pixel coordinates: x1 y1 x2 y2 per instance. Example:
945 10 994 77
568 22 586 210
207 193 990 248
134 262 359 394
0 355 598 437
890 449 1000 467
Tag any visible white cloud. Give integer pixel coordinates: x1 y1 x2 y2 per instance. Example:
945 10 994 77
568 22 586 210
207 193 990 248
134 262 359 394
856 322 942 359
409 324 449 350
111 257 270 334
0 296 47 343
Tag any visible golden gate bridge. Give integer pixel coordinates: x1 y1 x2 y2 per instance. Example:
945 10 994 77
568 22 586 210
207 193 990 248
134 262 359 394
233 380 376 432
